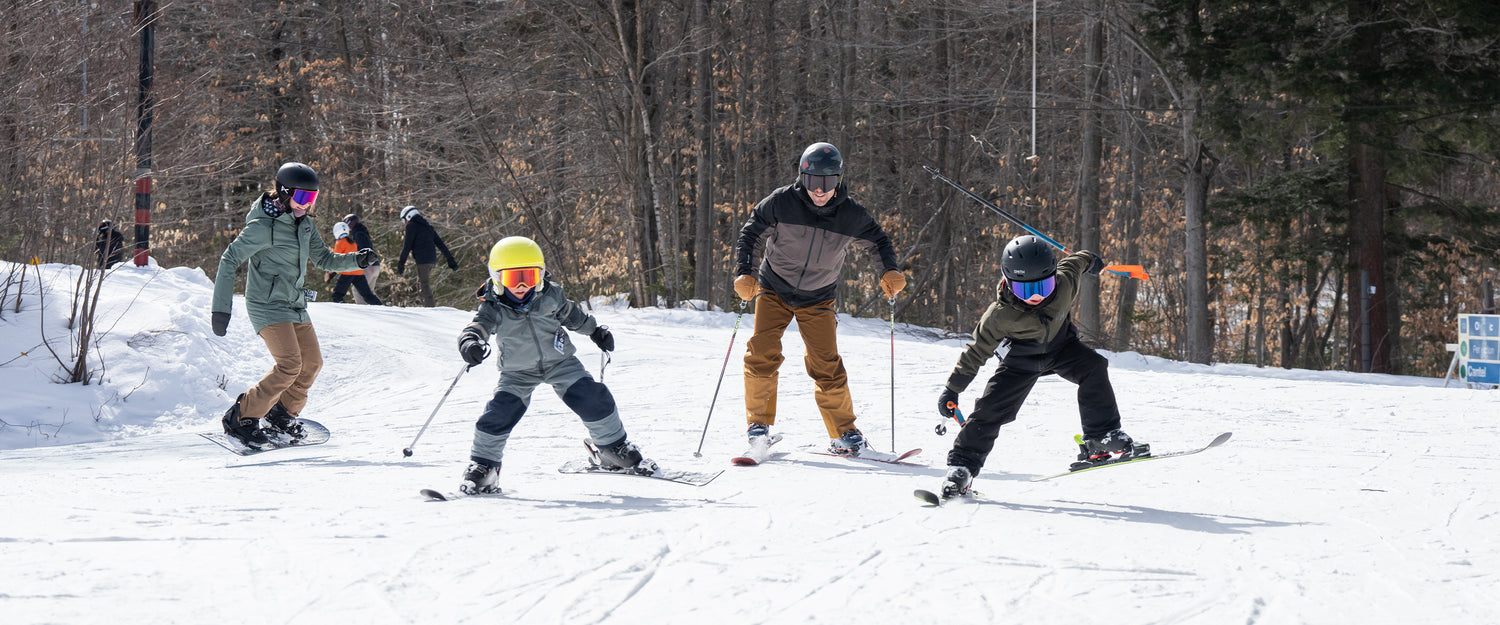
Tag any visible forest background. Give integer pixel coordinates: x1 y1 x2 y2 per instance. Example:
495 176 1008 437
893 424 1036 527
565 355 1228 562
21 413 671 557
4 0 1500 377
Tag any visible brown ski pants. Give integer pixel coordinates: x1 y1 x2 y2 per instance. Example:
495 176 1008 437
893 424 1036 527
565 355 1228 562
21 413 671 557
743 292 857 438
240 321 323 421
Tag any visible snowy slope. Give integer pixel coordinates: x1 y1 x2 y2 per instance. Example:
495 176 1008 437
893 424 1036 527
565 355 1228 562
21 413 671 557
1 260 1498 625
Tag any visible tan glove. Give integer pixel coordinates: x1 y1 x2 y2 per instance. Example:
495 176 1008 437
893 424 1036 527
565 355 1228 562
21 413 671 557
880 270 906 298
733 274 760 301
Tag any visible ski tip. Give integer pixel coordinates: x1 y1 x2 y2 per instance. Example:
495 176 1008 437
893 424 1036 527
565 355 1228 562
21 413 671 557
1209 431 1233 446
730 457 760 467
420 488 449 501
895 448 923 462
913 489 942 506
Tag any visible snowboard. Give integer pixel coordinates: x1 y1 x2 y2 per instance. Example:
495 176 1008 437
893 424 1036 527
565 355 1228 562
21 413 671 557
1030 431 1233 482
200 419 330 456
731 433 786 466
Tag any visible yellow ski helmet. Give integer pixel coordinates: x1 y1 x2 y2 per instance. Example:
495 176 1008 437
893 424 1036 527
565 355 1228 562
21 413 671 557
488 236 546 291
488 236 545 271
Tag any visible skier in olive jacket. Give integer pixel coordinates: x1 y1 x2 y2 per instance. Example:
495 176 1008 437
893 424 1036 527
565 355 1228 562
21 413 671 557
210 162 375 449
932 234 1144 498
733 141 906 458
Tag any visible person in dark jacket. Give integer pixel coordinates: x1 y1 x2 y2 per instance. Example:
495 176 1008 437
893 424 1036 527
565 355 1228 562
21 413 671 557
342 213 381 305
210 162 376 449
96 220 124 268
395 206 458 307
453 236 644 495
328 221 383 305
733 142 906 458
932 234 1145 499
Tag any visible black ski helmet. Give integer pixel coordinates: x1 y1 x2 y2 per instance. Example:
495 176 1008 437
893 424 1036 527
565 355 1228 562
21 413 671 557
275 162 318 198
799 142 843 176
1001 235 1056 282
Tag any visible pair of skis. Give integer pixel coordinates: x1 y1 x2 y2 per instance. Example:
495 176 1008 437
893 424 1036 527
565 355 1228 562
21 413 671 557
730 434 922 467
422 439 725 501
914 431 1234 506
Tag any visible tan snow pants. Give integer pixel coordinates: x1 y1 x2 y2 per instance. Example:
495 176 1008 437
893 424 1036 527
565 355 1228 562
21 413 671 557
240 321 323 421
743 292 857 438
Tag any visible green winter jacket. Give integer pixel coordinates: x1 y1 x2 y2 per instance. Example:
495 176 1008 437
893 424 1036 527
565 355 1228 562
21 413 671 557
212 194 361 333
944 250 1098 392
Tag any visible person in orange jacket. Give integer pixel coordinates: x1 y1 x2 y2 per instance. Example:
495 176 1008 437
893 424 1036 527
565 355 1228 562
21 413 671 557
328 221 382 305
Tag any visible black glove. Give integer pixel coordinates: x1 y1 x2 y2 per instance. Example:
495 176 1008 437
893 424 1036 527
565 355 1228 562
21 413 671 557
447 259 459 271
1086 254 1107 275
211 311 230 337
937 388 959 419
394 264 404 276
459 334 490 365
357 248 379 268
590 325 614 352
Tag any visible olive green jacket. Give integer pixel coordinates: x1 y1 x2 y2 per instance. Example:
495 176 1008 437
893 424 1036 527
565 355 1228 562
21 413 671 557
945 250 1098 392
212 194 360 332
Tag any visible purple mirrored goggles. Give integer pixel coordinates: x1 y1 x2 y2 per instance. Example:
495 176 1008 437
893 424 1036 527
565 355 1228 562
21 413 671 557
1010 276 1055 300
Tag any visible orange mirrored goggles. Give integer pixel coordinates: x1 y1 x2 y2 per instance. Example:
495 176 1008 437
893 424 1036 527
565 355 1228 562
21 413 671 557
491 266 542 290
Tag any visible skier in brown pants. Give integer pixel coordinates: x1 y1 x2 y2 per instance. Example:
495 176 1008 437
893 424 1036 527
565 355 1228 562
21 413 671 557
733 142 906 458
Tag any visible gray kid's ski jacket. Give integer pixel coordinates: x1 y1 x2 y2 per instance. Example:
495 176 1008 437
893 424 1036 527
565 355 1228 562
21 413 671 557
460 278 601 375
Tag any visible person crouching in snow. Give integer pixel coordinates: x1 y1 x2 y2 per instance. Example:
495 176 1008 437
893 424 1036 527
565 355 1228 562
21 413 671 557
454 236 643 495
210 162 376 449
934 234 1146 499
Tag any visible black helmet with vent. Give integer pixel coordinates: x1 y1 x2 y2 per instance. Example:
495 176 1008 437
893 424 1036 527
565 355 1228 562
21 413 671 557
1001 235 1056 282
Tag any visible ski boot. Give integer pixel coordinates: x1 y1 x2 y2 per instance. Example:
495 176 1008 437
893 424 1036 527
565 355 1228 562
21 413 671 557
747 423 771 446
221 394 272 449
263 402 306 442
460 460 501 495
1076 429 1150 468
595 438 658 475
828 428 869 456
940 466 974 499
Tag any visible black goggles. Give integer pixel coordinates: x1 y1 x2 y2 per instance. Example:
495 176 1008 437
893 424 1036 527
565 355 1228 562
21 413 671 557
800 173 840 193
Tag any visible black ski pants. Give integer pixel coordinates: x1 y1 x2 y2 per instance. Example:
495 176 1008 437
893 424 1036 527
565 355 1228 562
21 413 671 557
331 274 382 305
947 338 1122 474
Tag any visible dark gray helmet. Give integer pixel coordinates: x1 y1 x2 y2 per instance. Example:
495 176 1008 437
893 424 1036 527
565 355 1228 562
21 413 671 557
798 142 843 176
1001 235 1056 282
275 162 318 193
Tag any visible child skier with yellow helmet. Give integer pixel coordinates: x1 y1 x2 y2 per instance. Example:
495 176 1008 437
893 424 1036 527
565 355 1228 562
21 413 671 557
453 236 644 494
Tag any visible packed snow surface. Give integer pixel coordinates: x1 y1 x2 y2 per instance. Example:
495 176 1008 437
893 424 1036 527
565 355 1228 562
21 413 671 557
1 261 1497 624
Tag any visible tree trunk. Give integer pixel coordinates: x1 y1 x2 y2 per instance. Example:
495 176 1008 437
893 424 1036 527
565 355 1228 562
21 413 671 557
1181 83 1215 364
1076 12 1105 343
1345 0 1391 373
691 0 714 303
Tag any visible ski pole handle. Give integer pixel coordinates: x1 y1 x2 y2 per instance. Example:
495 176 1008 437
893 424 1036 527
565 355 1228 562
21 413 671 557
935 402 967 436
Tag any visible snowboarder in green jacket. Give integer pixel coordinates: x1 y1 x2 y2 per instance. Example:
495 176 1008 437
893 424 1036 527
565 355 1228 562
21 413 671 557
210 162 375 449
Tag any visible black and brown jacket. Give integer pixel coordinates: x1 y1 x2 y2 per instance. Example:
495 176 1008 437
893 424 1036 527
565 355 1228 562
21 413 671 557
735 180 899 308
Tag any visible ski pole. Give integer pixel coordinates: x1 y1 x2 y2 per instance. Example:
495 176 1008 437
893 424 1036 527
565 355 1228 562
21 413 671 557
889 296 897 453
922 165 1150 281
694 299 748 457
403 363 474 457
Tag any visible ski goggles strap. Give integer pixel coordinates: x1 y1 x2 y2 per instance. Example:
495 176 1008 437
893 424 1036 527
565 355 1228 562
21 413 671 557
1009 275 1055 300
491 266 543 290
